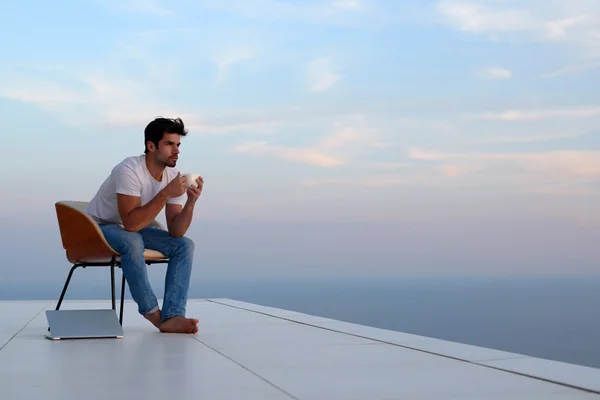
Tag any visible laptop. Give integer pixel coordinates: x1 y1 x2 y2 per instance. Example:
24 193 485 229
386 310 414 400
45 309 124 340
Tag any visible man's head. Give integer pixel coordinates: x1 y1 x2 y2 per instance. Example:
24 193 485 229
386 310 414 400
144 117 188 168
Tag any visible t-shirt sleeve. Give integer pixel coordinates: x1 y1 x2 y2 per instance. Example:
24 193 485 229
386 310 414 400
167 193 187 206
113 163 142 197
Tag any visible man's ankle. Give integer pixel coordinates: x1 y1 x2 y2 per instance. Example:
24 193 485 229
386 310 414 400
144 309 162 328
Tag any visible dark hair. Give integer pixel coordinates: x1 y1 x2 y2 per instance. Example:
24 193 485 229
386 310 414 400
144 117 188 153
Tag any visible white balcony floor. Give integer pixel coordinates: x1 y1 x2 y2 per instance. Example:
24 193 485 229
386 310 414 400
1 298 599 400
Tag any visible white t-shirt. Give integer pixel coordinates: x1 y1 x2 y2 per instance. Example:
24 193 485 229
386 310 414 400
85 154 186 225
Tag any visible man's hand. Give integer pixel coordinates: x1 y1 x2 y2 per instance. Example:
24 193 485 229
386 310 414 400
166 175 204 237
186 176 204 203
162 173 188 198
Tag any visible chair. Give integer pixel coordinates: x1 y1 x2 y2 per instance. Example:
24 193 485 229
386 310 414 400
54 200 169 325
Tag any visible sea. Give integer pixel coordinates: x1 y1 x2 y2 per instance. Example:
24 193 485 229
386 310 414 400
2 274 599 370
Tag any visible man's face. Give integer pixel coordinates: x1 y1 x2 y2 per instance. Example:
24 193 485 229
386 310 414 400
150 133 181 167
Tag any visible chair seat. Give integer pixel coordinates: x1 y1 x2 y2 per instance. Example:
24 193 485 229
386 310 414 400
76 249 167 263
115 249 167 261
142 249 167 260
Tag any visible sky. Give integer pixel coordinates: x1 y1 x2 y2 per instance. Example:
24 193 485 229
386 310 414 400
1 0 600 296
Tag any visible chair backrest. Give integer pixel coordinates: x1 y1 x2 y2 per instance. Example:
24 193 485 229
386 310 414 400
60 200 89 213
55 201 118 263
57 200 166 230
55 200 167 263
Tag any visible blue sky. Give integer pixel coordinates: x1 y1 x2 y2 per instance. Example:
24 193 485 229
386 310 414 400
1 0 599 293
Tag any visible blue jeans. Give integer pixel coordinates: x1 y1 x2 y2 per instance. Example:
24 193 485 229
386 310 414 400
99 224 195 323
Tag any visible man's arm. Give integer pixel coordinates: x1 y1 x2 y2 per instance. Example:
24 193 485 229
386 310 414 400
165 176 203 237
116 170 188 232
165 201 195 237
118 191 169 232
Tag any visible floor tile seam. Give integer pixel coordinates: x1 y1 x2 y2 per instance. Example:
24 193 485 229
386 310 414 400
0 301 51 353
188 335 299 400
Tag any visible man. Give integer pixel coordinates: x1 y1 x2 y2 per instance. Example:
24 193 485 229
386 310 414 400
85 117 203 334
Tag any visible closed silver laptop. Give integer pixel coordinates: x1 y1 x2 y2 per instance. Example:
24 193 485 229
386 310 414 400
45 309 124 340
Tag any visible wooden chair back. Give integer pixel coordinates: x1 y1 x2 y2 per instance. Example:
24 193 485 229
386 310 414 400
55 201 118 264
55 200 167 264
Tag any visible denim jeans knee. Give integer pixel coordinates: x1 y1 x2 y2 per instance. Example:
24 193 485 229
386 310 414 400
176 236 194 253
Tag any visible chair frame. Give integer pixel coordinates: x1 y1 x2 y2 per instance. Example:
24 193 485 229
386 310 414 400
54 201 169 325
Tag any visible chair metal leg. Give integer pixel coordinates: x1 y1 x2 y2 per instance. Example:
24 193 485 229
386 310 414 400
51 257 166 330
119 273 126 325
110 258 116 311
49 260 127 332
56 264 79 310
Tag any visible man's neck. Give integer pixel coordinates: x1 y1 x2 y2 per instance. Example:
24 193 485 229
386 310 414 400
145 155 165 181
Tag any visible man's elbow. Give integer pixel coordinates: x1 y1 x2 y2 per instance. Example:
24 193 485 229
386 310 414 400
168 228 184 238
123 225 139 232
167 222 186 237
122 219 139 232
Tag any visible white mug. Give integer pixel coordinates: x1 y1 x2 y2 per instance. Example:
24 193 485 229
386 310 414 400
182 173 201 188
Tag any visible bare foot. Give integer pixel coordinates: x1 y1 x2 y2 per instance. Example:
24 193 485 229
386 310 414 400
159 316 197 334
144 309 162 329
188 318 199 334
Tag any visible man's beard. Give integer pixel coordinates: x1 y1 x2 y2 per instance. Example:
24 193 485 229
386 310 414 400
161 157 177 167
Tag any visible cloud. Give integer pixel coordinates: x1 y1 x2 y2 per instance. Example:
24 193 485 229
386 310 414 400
190 116 285 135
409 147 600 178
230 117 390 167
545 14 591 39
194 0 391 28
231 141 343 167
188 106 388 136
0 26 199 129
404 145 600 197
541 60 600 78
98 0 174 16
470 105 600 121
436 0 600 72
333 0 363 11
0 68 189 130
308 58 341 92
472 131 583 144
300 162 475 187
436 1 533 33
0 27 259 131
436 0 600 40
438 164 482 178
1 83 88 106
316 125 366 148
302 175 424 187
211 46 256 84
371 162 412 170
527 180 600 196
477 66 512 80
